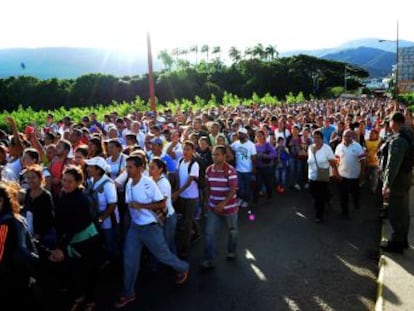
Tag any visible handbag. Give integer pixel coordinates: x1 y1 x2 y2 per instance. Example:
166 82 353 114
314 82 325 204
312 146 330 182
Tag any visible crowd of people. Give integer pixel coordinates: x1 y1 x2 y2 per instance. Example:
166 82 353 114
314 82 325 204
0 97 413 310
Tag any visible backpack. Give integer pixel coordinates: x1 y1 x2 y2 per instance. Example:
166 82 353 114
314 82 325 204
0 214 39 275
178 153 206 188
84 178 113 220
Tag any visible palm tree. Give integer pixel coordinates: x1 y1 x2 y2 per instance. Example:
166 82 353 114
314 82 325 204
228 46 242 64
212 46 221 61
190 45 199 65
244 47 254 60
265 45 278 61
171 48 180 69
252 43 265 60
201 45 210 63
157 49 174 70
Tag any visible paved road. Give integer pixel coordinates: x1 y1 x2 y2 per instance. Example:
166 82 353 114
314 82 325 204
49 184 381 311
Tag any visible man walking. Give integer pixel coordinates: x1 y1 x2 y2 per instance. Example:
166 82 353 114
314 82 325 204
200 145 238 269
231 127 257 208
335 129 366 217
114 155 189 308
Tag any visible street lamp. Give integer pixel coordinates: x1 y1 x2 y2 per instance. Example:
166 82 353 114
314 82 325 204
379 20 399 97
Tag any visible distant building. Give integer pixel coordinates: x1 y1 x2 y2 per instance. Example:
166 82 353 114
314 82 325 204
397 46 414 93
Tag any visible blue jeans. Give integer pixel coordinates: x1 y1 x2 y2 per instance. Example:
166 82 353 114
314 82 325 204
122 222 189 297
204 210 238 262
276 167 287 188
237 172 253 203
163 213 177 255
102 225 120 260
289 158 304 187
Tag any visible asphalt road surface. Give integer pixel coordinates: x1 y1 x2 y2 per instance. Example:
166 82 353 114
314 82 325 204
47 184 380 311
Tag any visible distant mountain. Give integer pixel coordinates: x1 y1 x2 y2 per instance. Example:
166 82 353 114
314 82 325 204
321 47 396 77
280 38 414 77
0 47 162 79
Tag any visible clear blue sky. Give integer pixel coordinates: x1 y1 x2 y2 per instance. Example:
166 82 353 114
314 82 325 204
1 0 413 55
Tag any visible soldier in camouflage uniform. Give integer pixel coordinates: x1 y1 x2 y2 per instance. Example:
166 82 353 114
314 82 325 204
381 112 414 253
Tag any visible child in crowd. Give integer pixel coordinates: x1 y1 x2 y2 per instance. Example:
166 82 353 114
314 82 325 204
275 137 290 193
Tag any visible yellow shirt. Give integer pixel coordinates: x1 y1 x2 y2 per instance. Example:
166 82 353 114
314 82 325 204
365 140 380 167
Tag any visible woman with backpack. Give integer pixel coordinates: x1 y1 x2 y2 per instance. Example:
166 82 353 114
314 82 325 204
149 157 177 254
49 166 103 311
85 156 120 268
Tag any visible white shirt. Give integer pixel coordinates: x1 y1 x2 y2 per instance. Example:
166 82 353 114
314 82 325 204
106 153 127 180
155 175 175 217
125 175 164 226
231 140 257 173
115 169 149 189
88 175 119 229
274 128 291 143
136 131 146 150
335 141 366 179
307 144 335 181
177 159 199 199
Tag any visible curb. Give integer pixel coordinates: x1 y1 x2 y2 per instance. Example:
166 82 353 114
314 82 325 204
375 219 386 311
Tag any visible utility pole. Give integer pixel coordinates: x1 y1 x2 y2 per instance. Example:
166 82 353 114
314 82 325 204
147 32 156 114
395 20 399 97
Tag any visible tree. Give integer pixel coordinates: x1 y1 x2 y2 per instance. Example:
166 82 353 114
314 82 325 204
212 46 221 61
265 45 278 61
252 43 265 60
158 49 174 71
201 45 210 63
171 48 180 69
190 45 199 65
228 46 242 64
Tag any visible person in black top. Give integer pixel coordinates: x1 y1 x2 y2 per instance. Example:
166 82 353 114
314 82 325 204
0 181 39 308
49 166 102 311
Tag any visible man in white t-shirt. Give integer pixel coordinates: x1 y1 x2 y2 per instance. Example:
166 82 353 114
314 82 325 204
231 127 257 208
335 129 366 217
114 155 189 309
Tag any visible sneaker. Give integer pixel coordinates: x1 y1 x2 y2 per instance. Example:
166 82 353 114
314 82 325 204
241 201 249 208
114 295 136 309
304 183 309 189
175 270 189 285
294 184 301 190
226 252 237 261
200 260 215 270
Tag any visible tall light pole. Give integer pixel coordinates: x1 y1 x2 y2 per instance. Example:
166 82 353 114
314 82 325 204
395 20 399 96
379 20 399 97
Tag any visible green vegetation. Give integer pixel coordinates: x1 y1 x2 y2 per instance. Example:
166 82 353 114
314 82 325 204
0 92 313 131
397 93 414 111
0 44 369 115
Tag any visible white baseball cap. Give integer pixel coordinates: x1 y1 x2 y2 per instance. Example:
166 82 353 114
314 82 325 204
85 156 111 174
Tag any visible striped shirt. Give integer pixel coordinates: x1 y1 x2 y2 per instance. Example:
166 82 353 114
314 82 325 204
206 163 238 215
